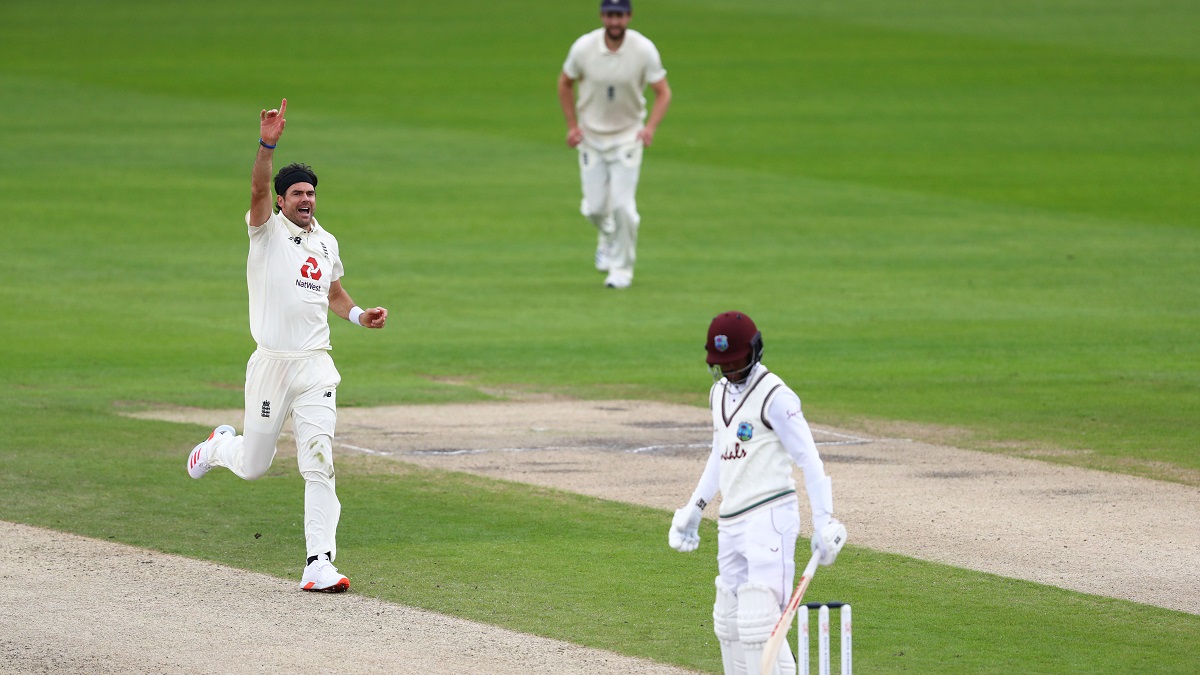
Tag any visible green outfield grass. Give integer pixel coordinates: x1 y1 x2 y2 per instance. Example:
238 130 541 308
1 0 1198 672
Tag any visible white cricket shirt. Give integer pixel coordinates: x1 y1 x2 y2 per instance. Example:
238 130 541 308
562 28 667 150
244 210 343 352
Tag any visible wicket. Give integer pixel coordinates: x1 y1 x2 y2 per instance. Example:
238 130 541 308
797 601 851 675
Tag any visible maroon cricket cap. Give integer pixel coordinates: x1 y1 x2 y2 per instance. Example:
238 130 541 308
705 311 760 366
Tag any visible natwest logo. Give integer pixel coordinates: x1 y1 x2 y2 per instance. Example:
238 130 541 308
300 257 322 281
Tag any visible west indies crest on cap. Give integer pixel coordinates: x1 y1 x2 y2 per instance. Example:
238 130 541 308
600 0 632 13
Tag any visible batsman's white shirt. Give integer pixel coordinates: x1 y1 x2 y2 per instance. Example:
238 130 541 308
245 210 344 351
692 365 832 529
562 28 666 150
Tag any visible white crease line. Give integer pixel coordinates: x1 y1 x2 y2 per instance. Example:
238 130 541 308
812 428 872 442
415 444 559 454
337 442 393 456
628 443 711 454
342 436 896 458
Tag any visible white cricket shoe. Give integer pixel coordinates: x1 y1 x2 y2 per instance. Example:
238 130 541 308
300 555 350 593
186 425 234 479
604 268 633 289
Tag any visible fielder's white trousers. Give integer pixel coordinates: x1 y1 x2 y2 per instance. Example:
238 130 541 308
208 348 342 561
578 140 643 276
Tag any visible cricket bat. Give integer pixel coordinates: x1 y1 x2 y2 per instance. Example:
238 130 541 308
760 550 821 674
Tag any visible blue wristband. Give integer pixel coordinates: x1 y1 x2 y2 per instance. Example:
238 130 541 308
259 138 277 149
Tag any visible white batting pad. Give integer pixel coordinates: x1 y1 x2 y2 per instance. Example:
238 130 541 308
714 577 746 675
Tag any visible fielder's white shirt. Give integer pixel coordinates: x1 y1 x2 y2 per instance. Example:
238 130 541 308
244 210 343 352
562 28 667 150
691 365 831 524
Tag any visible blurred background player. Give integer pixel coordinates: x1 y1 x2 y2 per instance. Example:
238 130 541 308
669 311 847 675
185 98 388 593
557 0 672 289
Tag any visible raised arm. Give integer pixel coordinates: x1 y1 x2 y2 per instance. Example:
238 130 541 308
250 98 287 228
557 72 584 148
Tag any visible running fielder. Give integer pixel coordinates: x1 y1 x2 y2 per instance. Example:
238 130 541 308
185 98 388 593
557 0 672 289
669 311 847 675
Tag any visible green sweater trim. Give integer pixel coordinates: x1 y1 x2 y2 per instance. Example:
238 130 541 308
719 489 796 519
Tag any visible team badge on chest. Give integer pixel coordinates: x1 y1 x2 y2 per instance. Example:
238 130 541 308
736 421 754 442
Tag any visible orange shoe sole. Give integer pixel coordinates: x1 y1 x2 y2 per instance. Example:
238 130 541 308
302 577 350 593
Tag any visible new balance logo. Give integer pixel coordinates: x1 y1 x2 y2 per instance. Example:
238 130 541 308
261 400 271 418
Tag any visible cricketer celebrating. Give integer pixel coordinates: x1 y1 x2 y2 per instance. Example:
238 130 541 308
557 0 672 289
185 98 388 593
669 311 847 675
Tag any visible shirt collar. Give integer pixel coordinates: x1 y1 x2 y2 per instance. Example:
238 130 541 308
280 211 320 237
598 29 626 55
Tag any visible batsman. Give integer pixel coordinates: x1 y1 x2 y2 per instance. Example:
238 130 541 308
669 311 847 675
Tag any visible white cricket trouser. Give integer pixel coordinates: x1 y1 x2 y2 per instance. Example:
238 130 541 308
717 497 801 611
208 348 342 561
578 140 643 275
719 498 801 675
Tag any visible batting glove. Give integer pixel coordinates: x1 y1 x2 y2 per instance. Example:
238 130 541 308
668 502 703 552
811 518 848 566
